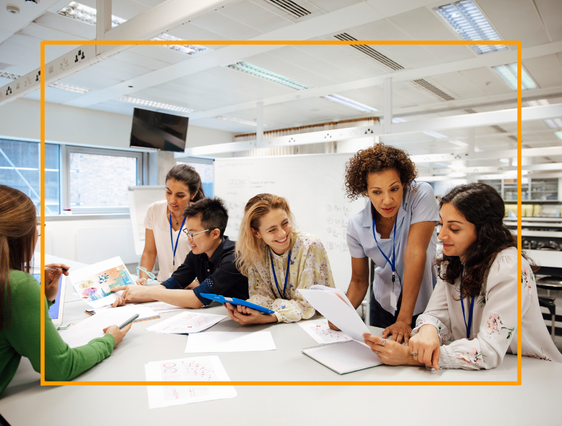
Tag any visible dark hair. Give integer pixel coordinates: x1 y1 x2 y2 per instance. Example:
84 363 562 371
166 164 205 202
344 143 418 201
436 182 531 299
0 185 37 330
183 197 228 238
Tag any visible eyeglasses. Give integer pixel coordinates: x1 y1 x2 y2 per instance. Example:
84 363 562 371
182 229 210 239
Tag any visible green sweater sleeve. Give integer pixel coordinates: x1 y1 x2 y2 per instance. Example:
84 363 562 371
4 271 115 382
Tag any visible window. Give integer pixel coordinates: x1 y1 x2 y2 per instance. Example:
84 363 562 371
65 146 143 214
0 138 60 215
177 157 214 198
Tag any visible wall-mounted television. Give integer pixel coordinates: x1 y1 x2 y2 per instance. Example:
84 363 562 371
130 108 189 153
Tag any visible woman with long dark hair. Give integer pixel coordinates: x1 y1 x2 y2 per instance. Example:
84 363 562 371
139 164 205 283
0 185 130 393
363 183 562 370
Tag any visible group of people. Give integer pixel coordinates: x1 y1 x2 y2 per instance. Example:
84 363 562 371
2 143 561 394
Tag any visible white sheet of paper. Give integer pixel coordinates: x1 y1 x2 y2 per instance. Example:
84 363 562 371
185 331 276 353
68 256 135 308
140 301 187 313
145 356 236 409
146 311 226 334
298 288 370 342
96 305 160 322
58 309 138 348
297 319 353 344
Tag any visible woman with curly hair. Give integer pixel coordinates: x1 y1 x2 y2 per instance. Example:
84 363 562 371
342 143 439 343
363 183 562 369
229 193 335 325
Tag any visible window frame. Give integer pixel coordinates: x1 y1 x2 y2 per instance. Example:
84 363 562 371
63 145 144 215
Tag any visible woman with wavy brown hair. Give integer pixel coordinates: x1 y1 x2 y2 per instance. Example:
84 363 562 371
0 185 130 394
229 193 335 325
363 183 562 370
342 143 439 343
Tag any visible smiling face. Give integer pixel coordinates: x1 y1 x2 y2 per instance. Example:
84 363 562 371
165 178 193 216
438 202 478 262
185 215 221 257
366 169 404 219
252 208 293 255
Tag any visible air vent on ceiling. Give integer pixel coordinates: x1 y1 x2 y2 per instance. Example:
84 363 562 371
413 79 455 102
490 125 507 133
464 108 477 114
266 0 311 18
334 33 404 71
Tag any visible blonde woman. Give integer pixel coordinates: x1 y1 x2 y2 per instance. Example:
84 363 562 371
228 193 335 325
0 185 130 394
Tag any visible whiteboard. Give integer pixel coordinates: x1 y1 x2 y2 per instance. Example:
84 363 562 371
128 185 166 256
214 154 366 290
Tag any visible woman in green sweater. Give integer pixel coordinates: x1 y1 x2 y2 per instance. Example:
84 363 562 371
0 185 131 394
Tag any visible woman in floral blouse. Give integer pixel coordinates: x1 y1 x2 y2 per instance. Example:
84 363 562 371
363 183 562 370
226 193 335 325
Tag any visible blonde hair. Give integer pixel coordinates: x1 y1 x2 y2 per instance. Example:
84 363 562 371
235 193 297 276
0 185 37 330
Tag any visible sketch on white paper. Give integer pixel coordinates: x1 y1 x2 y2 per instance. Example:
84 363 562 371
298 319 353 344
146 311 226 334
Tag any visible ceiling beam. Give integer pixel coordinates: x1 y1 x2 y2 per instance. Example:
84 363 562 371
184 104 562 156
0 0 236 106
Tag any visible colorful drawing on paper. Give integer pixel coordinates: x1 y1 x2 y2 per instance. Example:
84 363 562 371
74 265 135 303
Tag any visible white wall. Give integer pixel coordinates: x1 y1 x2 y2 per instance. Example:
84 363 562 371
0 98 234 150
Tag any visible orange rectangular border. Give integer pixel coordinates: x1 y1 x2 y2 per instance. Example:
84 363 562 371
40 39 523 386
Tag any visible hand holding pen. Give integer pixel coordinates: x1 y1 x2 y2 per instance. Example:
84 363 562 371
44 263 70 302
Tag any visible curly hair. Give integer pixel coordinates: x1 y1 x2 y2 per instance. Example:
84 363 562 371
344 143 418 201
436 183 535 300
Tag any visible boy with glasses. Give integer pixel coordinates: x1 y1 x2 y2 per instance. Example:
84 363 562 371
112 198 248 308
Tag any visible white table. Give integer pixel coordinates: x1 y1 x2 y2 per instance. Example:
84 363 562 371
2 302 561 425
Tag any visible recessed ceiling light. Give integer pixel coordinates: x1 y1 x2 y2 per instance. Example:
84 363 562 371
321 94 377 113
449 140 468 147
434 1 507 55
424 131 448 139
493 63 538 90
117 96 194 113
213 116 267 127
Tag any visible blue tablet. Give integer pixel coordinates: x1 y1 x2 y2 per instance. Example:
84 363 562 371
200 293 275 315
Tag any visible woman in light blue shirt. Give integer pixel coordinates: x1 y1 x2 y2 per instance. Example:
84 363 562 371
342 143 439 344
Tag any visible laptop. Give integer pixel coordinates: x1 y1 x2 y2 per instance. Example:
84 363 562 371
31 268 67 329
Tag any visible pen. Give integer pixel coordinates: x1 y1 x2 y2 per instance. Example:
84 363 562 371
45 267 69 272
117 313 139 329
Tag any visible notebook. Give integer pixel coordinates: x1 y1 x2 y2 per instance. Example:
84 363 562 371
302 340 382 375
31 268 67 329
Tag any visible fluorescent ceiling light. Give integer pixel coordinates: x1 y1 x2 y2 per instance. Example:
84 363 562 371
424 131 448 138
58 1 125 27
0 70 22 80
213 116 267 127
434 1 507 55
392 117 407 123
527 99 549 107
492 63 538 90
499 158 509 164
118 96 194 113
321 94 377 112
227 62 311 90
226 61 376 112
449 140 469 147
58 2 208 56
474 147 484 152
555 131 562 140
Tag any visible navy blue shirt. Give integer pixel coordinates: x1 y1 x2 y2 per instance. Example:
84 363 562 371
161 236 249 304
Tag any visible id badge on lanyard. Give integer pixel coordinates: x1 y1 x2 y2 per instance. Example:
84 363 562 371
372 216 398 310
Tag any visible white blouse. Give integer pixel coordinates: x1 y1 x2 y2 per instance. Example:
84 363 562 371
413 247 562 370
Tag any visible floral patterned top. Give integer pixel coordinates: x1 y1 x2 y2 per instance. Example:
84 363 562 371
247 232 335 323
412 247 562 370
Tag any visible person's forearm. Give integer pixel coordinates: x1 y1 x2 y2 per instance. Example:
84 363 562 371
139 251 157 279
346 279 369 310
396 252 425 323
148 285 204 309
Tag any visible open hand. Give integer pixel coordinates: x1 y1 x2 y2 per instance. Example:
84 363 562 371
383 320 412 344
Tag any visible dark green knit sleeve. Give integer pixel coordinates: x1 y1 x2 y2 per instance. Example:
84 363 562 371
6 271 115 381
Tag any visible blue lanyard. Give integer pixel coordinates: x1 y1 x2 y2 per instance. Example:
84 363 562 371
269 249 291 299
459 276 475 339
371 215 397 283
169 215 186 267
